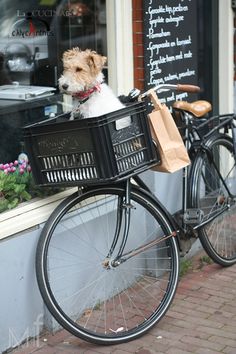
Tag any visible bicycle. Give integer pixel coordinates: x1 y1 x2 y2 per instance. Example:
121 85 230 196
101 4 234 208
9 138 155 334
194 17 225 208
24 83 236 345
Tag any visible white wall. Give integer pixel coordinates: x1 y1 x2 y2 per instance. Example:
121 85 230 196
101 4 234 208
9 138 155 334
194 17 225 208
0 227 44 353
106 0 134 95
219 0 234 114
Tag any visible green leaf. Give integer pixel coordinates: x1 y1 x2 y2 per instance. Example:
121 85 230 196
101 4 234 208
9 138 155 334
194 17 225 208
0 198 9 213
7 198 19 210
14 184 25 194
20 190 32 201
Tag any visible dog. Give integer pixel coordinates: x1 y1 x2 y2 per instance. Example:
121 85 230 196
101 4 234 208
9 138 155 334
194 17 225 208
58 47 124 118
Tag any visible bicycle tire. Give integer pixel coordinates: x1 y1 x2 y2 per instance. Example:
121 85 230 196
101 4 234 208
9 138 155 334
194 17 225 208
190 134 236 266
36 184 179 345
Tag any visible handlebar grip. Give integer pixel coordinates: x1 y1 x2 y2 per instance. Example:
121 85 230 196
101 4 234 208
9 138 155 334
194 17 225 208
176 84 201 93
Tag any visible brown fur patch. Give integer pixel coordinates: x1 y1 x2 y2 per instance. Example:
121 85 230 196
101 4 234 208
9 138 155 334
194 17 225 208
62 48 106 89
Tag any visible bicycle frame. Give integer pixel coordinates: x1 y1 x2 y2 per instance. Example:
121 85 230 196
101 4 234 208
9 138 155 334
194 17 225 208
82 85 236 259
101 111 236 261
132 108 236 242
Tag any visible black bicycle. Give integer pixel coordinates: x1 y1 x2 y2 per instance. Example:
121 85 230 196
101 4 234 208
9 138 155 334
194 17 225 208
24 84 236 345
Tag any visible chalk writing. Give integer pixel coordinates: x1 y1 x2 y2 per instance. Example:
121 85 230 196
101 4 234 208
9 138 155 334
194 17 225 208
144 0 198 106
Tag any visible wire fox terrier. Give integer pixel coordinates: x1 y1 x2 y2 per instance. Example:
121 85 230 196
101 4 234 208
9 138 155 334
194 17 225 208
59 47 124 118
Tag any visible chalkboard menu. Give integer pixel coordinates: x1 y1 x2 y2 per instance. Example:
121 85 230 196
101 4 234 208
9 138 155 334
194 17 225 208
143 0 198 106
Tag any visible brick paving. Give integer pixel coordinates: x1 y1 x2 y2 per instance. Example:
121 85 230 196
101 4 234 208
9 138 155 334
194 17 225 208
9 251 236 354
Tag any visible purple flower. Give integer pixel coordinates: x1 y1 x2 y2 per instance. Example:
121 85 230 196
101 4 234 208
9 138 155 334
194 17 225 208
0 159 32 176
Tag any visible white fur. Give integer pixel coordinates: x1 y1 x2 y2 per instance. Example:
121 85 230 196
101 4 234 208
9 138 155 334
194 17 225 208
73 82 124 118
59 68 124 118
59 72 103 96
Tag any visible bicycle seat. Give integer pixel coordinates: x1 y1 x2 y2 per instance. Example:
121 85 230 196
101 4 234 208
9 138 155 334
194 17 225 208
172 100 212 118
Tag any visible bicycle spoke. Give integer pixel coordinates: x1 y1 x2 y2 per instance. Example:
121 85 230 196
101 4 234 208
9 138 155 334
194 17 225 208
191 136 236 265
36 187 179 344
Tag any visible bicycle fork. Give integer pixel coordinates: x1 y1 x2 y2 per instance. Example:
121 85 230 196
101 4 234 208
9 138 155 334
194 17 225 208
102 179 134 268
102 179 177 269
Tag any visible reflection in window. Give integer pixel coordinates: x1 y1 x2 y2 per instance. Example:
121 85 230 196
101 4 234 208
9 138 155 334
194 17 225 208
0 0 107 87
57 0 107 55
0 1 107 163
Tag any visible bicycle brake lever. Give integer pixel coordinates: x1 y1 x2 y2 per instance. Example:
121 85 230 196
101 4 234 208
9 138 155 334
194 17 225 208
118 88 141 104
127 88 141 102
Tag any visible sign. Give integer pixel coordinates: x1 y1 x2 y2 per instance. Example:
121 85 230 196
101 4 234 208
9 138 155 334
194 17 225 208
143 0 198 106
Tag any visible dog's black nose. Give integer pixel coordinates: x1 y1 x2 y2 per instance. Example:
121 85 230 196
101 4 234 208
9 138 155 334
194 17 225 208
62 84 68 90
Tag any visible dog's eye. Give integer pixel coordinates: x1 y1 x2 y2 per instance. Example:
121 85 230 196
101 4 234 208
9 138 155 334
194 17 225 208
76 67 82 72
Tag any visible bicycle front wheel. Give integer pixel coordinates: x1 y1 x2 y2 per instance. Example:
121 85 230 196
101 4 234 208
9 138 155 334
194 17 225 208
190 135 236 266
36 185 179 345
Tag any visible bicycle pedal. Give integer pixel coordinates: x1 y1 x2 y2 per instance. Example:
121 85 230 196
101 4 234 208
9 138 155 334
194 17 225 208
184 209 204 225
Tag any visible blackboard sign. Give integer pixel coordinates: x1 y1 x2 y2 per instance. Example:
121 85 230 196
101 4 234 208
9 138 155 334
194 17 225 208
143 0 198 106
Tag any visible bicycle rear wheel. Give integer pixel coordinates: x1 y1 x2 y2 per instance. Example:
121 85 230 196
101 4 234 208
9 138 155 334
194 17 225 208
36 184 179 345
190 134 236 266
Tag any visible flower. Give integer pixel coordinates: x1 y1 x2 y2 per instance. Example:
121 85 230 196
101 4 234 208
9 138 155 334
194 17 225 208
0 159 31 176
0 156 32 213
0 155 61 213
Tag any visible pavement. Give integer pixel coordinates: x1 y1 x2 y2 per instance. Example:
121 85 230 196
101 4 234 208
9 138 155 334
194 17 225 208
9 250 236 354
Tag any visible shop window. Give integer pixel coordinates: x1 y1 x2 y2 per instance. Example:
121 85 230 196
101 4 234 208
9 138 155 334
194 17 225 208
0 0 107 86
0 0 107 163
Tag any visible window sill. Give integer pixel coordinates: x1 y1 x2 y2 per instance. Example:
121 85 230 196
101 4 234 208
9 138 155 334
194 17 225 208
0 188 77 240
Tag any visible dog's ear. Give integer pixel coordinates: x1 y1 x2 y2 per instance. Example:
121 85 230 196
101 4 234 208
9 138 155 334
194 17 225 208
87 52 107 72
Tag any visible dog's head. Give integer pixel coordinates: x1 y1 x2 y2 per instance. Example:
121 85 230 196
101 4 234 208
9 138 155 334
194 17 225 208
58 48 107 95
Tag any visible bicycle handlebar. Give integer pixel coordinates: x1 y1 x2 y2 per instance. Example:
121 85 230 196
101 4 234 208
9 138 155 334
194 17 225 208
141 84 201 98
175 84 201 93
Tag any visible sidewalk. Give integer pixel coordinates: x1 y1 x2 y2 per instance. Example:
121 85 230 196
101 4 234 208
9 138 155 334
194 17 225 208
10 251 236 354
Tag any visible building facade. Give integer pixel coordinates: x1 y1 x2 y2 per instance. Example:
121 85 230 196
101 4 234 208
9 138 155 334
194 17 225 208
0 0 234 162
0 0 235 352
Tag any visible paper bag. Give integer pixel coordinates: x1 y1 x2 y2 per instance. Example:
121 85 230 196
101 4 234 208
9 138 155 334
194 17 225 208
148 89 190 173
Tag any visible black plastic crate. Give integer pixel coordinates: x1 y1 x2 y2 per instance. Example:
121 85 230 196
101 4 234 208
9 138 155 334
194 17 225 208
24 102 160 187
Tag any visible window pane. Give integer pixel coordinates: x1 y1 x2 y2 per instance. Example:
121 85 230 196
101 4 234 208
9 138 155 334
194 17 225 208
0 0 107 86
0 0 107 162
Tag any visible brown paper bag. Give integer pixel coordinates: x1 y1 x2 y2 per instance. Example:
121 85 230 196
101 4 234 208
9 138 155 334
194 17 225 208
148 89 190 173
